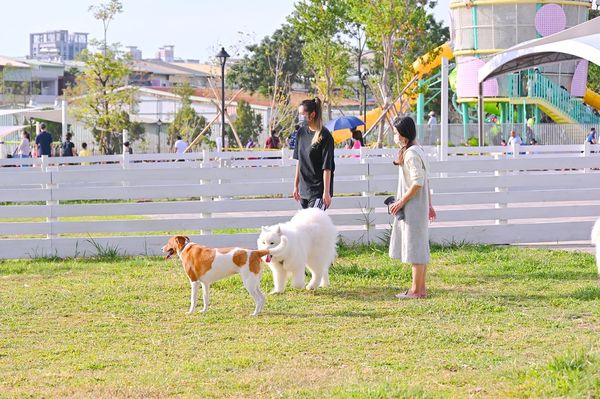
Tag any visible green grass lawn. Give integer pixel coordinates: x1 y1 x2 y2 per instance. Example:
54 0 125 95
0 244 599 398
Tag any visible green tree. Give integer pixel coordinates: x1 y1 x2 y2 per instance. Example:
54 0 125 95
588 10 600 95
88 0 123 55
167 83 207 149
228 24 308 97
65 49 136 154
65 0 137 154
232 100 263 146
228 24 308 134
291 0 352 119
349 0 442 146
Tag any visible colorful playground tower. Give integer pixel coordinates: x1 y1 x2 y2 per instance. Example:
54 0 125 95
449 0 599 132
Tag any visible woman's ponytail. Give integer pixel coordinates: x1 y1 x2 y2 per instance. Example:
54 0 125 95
301 97 324 145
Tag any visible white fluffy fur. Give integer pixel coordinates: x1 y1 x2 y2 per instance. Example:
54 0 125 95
592 217 600 276
257 208 337 292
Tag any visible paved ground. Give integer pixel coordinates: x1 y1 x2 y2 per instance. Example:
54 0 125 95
511 241 595 254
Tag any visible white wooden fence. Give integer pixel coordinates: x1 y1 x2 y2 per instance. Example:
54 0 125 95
0 144 599 259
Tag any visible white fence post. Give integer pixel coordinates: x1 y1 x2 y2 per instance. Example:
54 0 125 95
43 155 58 241
583 141 590 174
364 162 375 244
199 149 211 235
494 153 507 225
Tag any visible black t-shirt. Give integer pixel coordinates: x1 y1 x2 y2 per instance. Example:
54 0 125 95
293 125 335 199
62 141 75 156
35 131 53 156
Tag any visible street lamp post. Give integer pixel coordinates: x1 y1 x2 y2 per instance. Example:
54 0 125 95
156 118 162 153
360 71 369 133
216 47 230 150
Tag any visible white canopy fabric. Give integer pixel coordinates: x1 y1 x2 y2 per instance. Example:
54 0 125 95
0 125 28 140
20 109 74 124
479 17 600 82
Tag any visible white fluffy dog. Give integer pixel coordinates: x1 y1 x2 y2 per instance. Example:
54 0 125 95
257 208 337 293
592 217 600 276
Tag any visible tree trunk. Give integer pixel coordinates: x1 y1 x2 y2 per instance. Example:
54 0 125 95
378 44 393 148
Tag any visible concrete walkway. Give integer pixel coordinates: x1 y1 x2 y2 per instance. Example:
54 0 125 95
511 241 595 254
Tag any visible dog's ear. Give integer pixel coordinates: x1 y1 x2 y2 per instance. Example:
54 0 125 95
183 236 190 243
276 225 281 235
261 226 268 232
175 236 187 249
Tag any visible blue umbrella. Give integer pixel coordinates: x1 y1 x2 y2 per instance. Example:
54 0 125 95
325 115 365 132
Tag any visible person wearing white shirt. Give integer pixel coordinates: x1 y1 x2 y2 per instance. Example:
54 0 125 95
16 131 31 158
507 130 523 146
426 111 438 145
427 111 438 127
174 135 188 154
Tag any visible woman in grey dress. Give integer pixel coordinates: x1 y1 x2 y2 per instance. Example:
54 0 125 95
388 116 436 299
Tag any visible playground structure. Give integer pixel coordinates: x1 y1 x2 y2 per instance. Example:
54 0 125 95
351 1 600 146
450 0 600 141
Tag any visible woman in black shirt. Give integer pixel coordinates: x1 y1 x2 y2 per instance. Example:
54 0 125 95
293 98 335 209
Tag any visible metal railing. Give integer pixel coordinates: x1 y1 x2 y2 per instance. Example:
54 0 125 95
417 123 598 146
510 70 600 124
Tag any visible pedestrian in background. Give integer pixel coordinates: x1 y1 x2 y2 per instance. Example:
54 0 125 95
35 123 52 157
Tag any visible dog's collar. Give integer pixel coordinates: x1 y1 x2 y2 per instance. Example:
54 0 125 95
178 238 191 255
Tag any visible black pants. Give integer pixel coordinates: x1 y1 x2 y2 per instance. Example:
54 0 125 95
300 197 327 210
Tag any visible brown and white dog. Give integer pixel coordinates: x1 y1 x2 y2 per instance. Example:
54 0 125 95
162 235 287 316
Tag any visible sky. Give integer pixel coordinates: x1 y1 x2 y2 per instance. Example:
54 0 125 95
1 0 451 61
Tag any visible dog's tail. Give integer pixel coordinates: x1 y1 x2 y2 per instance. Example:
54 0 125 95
255 236 289 260
268 235 288 257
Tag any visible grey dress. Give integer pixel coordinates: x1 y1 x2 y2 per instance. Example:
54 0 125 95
388 145 430 264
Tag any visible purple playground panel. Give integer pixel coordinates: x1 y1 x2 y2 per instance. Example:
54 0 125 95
535 4 566 37
456 56 499 98
570 60 588 97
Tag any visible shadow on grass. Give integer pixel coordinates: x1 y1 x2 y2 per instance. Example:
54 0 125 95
478 270 598 282
263 309 394 319
567 286 600 301
314 286 401 303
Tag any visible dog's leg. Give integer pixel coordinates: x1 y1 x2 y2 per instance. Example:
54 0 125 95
306 267 323 290
243 274 264 316
200 282 210 314
596 245 600 276
270 262 287 294
255 286 266 314
187 281 200 315
320 267 330 288
290 266 306 289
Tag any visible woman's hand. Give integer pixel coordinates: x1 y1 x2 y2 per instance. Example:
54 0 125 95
429 206 437 223
389 200 404 216
293 187 301 201
322 192 332 209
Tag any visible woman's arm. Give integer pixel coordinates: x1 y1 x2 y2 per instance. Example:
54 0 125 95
428 186 436 222
322 169 332 208
293 161 301 201
389 183 421 215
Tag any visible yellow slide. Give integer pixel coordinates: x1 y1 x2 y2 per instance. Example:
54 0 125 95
584 88 600 111
333 43 454 143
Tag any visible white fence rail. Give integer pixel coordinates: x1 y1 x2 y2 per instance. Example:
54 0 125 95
0 145 599 259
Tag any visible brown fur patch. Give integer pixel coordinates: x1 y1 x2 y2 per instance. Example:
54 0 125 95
248 251 265 274
232 250 248 267
183 246 216 282
217 247 234 254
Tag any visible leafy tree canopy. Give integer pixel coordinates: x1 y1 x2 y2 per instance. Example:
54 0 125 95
167 83 207 148
228 23 309 97
65 49 137 154
232 100 263 146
